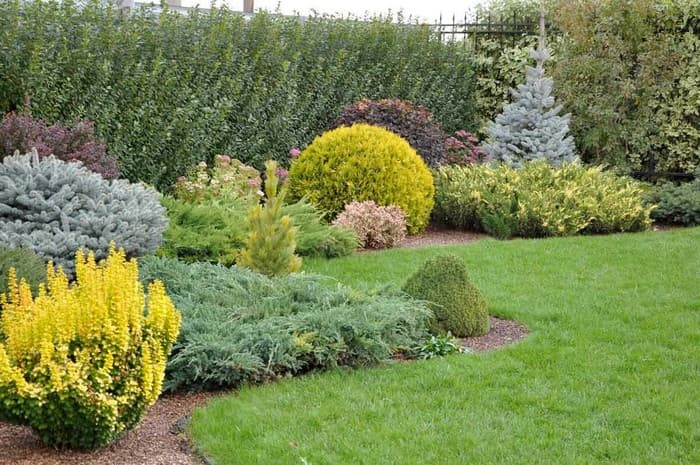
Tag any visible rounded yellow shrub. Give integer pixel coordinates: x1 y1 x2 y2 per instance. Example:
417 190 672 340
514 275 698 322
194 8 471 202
287 124 435 234
0 246 181 449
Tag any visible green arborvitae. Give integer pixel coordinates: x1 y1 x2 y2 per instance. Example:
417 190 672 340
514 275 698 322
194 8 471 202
237 160 302 277
403 254 489 337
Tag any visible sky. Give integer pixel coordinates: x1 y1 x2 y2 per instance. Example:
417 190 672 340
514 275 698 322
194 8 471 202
186 1 489 23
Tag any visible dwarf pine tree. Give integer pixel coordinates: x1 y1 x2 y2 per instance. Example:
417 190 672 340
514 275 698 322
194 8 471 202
483 12 577 168
237 160 302 277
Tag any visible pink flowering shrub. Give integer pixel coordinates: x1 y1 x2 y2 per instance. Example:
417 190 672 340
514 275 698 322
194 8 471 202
173 155 262 204
0 112 119 179
443 130 489 165
333 201 407 249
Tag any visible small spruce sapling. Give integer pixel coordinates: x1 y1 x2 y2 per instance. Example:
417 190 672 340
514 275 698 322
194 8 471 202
483 10 577 168
237 160 302 277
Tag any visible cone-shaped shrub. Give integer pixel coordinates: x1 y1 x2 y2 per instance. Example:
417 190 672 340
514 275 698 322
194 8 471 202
288 124 435 234
237 160 302 277
0 246 181 449
403 254 489 337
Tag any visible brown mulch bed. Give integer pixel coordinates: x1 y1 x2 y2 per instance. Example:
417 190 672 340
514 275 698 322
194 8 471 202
0 392 213 465
461 316 529 352
0 225 525 465
397 223 486 249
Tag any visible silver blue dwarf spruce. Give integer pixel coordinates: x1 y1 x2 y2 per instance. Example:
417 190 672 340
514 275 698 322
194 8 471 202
483 10 577 168
0 149 167 275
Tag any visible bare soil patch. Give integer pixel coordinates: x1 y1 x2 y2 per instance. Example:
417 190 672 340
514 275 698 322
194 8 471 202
461 316 529 352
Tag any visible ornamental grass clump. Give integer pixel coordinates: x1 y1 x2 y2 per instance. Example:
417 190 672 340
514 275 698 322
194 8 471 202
0 246 181 449
333 201 407 249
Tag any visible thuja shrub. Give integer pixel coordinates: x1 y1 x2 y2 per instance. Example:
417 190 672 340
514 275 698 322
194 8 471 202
0 112 119 179
159 196 248 266
138 256 431 391
433 162 652 238
0 246 45 297
403 254 489 337
332 99 448 167
333 201 407 249
0 151 167 275
0 247 181 449
282 200 359 258
288 124 435 234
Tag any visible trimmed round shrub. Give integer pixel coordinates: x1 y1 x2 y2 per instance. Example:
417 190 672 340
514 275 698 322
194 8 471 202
0 150 167 275
0 112 119 179
403 254 489 337
0 247 181 449
333 201 407 249
288 124 435 234
0 246 46 297
332 99 447 167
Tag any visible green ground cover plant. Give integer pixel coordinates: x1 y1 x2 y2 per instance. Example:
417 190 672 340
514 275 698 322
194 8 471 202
138 257 431 392
190 227 700 464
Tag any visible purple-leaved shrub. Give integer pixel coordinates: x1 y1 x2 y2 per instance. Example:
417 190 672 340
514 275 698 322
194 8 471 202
0 112 119 179
333 201 407 249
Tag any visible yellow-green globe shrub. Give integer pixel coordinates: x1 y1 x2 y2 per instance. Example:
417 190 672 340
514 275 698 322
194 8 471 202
287 124 435 234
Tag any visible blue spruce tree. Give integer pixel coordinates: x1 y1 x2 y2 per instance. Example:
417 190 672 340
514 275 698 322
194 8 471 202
483 11 577 168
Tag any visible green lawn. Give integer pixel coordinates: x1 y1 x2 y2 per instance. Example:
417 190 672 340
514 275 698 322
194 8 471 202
189 228 700 465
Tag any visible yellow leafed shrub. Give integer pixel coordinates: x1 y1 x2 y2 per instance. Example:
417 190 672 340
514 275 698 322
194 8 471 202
0 246 181 449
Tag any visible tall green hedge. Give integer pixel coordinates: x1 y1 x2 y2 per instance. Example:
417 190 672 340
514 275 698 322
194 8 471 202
0 0 477 189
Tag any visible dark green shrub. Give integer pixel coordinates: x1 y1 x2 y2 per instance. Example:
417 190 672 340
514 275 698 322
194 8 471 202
288 124 435 234
332 99 448 167
0 246 46 296
403 254 489 337
0 1 477 189
282 200 359 258
159 197 248 266
160 196 358 265
433 162 653 238
645 178 700 226
138 256 432 391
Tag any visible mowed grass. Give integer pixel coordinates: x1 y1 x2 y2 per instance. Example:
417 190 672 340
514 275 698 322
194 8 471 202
189 228 700 465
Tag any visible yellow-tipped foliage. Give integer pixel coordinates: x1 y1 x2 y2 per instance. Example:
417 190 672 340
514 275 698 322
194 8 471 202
0 246 181 449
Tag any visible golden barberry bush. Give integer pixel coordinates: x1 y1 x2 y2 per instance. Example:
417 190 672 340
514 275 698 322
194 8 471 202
0 246 181 449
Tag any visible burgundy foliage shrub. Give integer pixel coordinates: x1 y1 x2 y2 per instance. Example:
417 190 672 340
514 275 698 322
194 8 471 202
0 112 119 179
332 99 447 167
444 130 489 165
